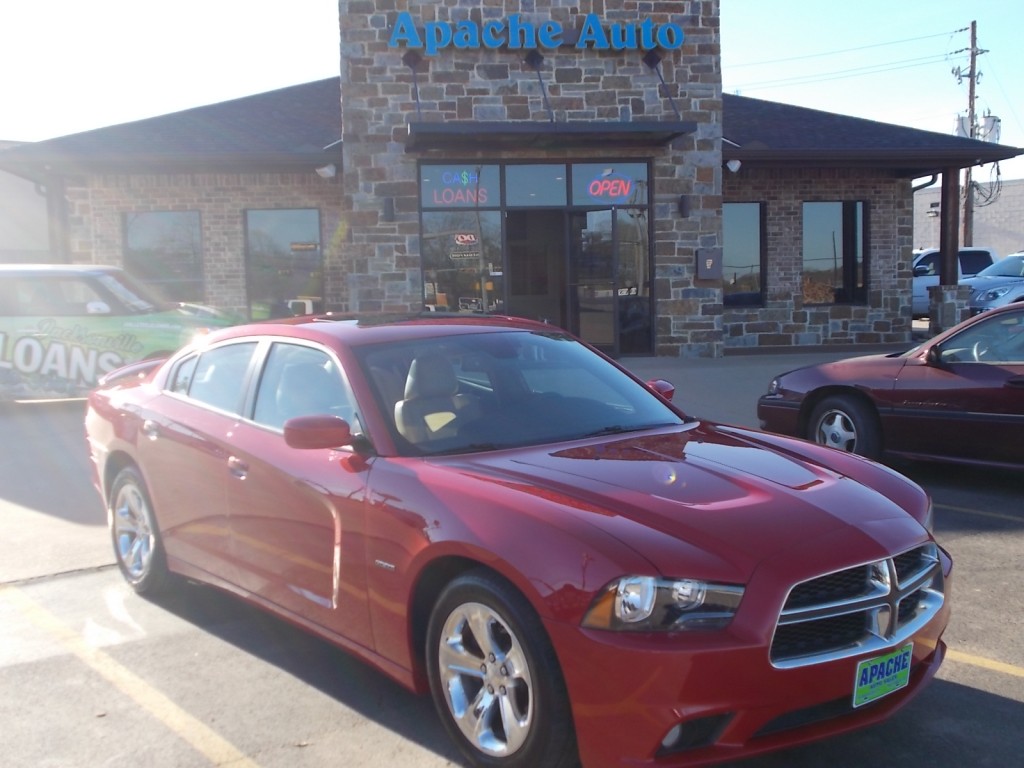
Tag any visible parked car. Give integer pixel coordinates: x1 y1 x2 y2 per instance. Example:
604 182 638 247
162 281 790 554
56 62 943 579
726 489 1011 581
86 313 950 768
758 303 1024 469
965 252 1024 314
911 247 998 317
0 264 238 400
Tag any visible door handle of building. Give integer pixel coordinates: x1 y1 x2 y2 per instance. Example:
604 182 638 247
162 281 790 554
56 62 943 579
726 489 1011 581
227 456 249 479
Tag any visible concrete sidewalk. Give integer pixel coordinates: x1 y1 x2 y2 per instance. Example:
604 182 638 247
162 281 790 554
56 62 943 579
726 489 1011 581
622 344 911 430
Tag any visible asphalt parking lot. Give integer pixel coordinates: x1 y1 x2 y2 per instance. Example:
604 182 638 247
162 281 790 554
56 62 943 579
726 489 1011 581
1 348 1021 768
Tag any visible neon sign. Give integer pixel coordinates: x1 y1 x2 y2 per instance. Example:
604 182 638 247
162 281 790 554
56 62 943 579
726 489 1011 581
428 168 492 206
587 173 634 203
389 12 685 57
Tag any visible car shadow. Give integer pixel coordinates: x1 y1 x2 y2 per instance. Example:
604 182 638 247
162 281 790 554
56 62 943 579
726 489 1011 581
144 579 468 765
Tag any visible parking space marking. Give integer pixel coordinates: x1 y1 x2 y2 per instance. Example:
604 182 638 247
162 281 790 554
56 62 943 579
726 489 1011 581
0 584 262 767
947 648 1024 679
935 502 1022 524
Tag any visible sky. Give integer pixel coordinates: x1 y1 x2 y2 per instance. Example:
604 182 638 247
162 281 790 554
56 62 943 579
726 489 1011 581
2 1 1023 179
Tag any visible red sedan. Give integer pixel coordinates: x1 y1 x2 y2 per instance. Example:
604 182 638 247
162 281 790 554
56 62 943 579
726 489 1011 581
85 314 950 768
758 303 1024 469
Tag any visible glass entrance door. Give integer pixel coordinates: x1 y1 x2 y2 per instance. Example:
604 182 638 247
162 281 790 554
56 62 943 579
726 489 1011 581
569 210 616 353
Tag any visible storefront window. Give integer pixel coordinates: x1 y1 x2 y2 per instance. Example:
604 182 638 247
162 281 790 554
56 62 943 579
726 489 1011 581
245 209 322 319
723 203 765 306
571 163 648 207
420 165 500 208
505 164 567 206
802 201 866 304
123 211 203 302
421 210 503 313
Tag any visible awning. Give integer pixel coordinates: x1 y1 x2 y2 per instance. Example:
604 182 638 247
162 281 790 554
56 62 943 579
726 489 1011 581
405 120 697 152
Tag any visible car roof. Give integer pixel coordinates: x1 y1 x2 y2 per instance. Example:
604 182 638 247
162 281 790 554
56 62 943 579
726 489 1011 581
201 312 561 348
0 263 124 277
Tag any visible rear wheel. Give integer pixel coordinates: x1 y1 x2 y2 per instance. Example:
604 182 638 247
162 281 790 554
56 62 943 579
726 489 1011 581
426 570 577 768
807 395 881 459
109 466 171 595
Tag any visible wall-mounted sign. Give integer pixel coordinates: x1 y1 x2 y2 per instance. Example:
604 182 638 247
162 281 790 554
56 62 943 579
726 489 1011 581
389 12 685 57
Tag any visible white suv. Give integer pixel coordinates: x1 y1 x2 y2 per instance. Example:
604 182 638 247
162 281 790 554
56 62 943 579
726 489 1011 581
911 247 998 317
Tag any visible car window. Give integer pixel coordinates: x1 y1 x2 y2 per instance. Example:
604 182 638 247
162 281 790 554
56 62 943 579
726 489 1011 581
5 276 108 316
358 330 684 455
939 312 1024 364
185 342 258 413
977 256 1024 278
915 253 938 276
252 342 359 431
959 251 993 275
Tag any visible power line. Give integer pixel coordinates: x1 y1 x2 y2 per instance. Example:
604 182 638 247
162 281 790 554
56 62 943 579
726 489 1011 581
730 52 968 92
725 28 968 69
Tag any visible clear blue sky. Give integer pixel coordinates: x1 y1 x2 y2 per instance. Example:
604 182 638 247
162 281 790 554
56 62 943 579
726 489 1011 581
721 1 1024 180
3 1 1022 179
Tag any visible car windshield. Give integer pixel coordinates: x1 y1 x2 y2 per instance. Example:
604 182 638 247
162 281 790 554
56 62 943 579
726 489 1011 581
357 329 686 456
94 271 173 313
976 255 1024 279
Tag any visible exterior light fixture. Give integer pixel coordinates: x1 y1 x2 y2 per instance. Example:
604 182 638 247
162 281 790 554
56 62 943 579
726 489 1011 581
315 164 336 179
726 159 742 173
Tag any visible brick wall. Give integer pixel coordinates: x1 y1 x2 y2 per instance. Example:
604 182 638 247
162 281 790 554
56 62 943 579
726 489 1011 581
723 167 915 349
339 0 725 356
64 172 342 315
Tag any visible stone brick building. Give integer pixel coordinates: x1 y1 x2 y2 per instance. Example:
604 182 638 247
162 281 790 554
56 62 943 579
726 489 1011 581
1 2 1020 357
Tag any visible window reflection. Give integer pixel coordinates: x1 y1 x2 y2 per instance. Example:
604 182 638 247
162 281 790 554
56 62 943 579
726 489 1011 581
802 201 866 304
245 209 322 319
723 203 764 306
123 212 203 302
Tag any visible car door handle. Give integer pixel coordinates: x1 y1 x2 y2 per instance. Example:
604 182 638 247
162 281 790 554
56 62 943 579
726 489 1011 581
141 420 159 440
227 456 249 479
1007 376 1024 389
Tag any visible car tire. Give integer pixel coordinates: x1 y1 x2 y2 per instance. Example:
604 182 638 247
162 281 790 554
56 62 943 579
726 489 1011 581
808 395 881 459
426 570 577 768
108 466 171 595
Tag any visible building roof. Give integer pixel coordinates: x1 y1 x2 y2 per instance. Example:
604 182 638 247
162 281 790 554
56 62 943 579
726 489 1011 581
722 93 1021 177
0 78 1018 181
0 78 343 180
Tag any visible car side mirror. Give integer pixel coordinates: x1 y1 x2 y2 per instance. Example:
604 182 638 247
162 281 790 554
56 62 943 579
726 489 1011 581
925 345 946 367
913 265 932 277
86 301 111 315
283 414 356 449
647 378 675 401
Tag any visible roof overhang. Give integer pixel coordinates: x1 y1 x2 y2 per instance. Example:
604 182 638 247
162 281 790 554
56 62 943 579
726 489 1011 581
723 146 1024 179
405 120 697 152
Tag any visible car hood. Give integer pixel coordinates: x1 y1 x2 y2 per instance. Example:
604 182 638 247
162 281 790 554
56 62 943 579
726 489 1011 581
962 275 1024 290
445 424 924 580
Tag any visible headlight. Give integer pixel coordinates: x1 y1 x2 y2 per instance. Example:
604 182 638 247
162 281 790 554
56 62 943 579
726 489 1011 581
984 287 1012 301
582 576 744 631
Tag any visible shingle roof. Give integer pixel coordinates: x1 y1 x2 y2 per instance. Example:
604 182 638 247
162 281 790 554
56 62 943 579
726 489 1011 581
0 78 342 178
0 79 1018 181
723 93 1021 177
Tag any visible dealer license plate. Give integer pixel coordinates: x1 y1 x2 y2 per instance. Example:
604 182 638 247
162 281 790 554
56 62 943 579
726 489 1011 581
853 643 913 708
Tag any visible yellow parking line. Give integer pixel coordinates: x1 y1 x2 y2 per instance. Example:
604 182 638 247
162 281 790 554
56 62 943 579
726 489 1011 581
934 502 1022 524
0 584 261 767
946 648 1024 679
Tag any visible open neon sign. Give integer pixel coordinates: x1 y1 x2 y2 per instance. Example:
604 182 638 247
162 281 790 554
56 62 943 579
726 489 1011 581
587 173 634 203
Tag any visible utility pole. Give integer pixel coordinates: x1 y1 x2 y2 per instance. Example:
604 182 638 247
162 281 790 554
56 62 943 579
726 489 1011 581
962 20 979 246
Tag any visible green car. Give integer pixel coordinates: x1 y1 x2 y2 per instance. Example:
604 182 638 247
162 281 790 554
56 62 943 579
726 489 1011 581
0 264 239 400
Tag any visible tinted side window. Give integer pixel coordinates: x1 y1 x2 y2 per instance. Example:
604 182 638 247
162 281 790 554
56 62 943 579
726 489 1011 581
916 253 938 276
186 342 257 413
959 251 993 275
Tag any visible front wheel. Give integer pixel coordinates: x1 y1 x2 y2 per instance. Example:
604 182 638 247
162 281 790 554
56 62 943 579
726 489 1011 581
426 570 577 768
109 466 171 595
807 395 881 459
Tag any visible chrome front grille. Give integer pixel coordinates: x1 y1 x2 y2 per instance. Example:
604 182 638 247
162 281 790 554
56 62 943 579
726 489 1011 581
770 543 944 669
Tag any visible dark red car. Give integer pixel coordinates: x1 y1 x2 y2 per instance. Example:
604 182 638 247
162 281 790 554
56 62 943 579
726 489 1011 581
758 303 1024 469
85 314 950 768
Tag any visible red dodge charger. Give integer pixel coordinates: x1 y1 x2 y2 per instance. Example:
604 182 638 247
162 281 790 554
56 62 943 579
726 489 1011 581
85 314 951 768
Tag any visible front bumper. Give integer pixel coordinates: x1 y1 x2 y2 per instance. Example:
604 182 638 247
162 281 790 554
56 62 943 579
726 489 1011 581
548 555 952 768
756 396 802 436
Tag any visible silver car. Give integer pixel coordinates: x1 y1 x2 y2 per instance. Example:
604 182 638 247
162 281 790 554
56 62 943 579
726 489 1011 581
965 253 1024 314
